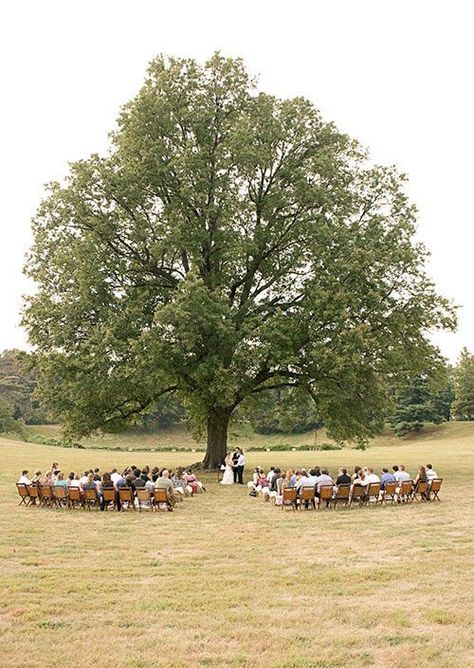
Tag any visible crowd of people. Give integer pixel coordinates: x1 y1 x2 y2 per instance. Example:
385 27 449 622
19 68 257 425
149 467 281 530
17 461 205 511
246 463 440 506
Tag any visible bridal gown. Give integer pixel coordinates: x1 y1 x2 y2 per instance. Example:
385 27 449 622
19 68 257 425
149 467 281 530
220 464 234 485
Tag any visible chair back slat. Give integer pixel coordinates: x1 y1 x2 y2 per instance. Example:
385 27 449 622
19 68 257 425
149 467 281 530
154 488 168 503
335 484 350 499
367 482 381 497
27 485 39 498
85 489 98 501
137 488 151 501
119 487 134 502
40 485 53 499
430 478 442 492
384 482 397 496
53 486 68 499
282 487 297 502
400 480 413 495
319 485 333 501
300 486 315 500
416 481 429 495
102 488 116 502
16 483 29 498
68 487 81 501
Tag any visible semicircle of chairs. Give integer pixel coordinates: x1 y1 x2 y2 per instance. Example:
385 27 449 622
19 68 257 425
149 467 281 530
16 483 181 512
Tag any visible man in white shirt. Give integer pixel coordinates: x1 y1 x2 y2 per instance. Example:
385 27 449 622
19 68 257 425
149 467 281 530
79 471 90 491
110 468 123 487
426 464 438 480
393 465 411 484
315 468 333 493
365 468 380 485
236 450 246 484
18 470 31 485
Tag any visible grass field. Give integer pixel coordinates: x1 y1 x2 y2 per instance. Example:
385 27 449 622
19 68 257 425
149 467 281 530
1 423 473 667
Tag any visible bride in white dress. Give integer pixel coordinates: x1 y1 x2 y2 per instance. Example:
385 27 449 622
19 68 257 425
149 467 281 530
220 452 234 485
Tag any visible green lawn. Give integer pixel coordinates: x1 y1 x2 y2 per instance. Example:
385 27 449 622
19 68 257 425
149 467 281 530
1 422 473 667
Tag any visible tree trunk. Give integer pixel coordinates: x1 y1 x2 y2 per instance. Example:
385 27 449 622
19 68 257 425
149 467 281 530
202 408 232 469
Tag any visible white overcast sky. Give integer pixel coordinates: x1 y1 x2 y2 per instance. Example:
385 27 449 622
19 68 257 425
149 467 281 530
0 0 472 362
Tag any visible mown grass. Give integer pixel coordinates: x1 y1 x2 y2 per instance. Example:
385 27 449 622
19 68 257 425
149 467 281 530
1 423 473 667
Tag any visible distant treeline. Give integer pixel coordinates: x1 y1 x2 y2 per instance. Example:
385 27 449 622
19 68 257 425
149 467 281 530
1 348 474 438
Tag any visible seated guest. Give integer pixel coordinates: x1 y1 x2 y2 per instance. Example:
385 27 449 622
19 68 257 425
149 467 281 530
93 468 101 481
365 468 380 484
296 469 310 491
83 472 100 496
67 472 81 488
100 472 114 511
380 468 395 489
31 470 42 485
266 466 276 484
426 464 438 480
315 468 333 495
336 468 351 486
54 472 68 488
185 469 199 495
393 465 411 485
351 466 362 482
100 471 113 489
262 468 281 501
79 470 90 491
413 465 428 486
306 468 319 488
133 473 146 488
155 469 176 510
352 469 367 486
40 470 53 486
18 470 31 485
111 468 122 486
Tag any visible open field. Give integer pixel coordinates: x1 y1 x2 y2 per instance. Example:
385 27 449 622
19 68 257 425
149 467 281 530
1 423 474 667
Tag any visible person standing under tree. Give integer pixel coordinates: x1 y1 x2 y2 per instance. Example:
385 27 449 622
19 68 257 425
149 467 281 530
232 448 240 483
236 448 246 485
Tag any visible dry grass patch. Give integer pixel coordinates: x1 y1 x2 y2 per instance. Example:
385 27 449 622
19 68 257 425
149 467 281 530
1 424 473 667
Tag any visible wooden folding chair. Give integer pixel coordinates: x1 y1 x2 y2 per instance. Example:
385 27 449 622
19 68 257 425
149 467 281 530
299 486 316 510
349 484 368 507
282 487 298 511
26 484 40 506
53 485 69 508
317 485 333 509
411 480 430 502
68 486 84 509
84 489 99 510
366 482 382 504
119 487 136 511
101 487 116 511
153 488 169 511
331 484 351 509
16 483 31 506
381 482 397 504
429 478 443 501
136 488 152 512
398 480 414 503
39 485 54 507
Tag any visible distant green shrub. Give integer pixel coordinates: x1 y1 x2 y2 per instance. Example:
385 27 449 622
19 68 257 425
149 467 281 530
317 442 342 451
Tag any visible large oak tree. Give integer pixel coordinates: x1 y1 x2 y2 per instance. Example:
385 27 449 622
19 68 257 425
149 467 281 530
23 54 454 466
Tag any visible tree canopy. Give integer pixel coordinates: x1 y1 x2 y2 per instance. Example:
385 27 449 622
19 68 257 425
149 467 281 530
453 347 474 420
23 53 455 466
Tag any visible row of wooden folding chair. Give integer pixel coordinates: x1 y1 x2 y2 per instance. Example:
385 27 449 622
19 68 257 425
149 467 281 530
16 484 171 512
281 478 443 511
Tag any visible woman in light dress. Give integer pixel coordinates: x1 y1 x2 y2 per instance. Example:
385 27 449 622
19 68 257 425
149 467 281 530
220 452 234 485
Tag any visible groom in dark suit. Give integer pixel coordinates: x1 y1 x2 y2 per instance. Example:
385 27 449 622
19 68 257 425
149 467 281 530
232 448 239 483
